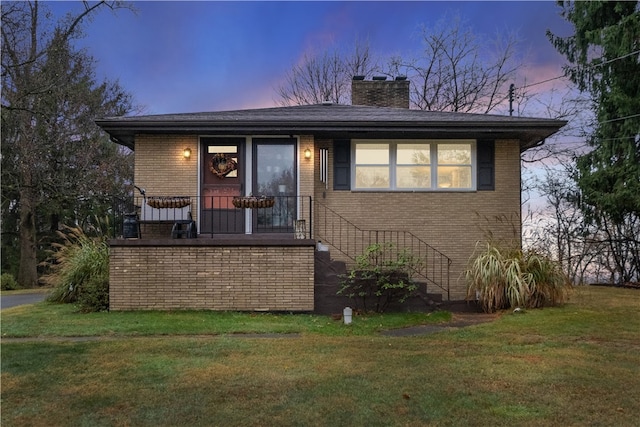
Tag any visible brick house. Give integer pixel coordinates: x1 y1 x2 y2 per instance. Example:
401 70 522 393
96 78 565 312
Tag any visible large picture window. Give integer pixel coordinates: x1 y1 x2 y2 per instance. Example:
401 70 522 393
353 139 475 191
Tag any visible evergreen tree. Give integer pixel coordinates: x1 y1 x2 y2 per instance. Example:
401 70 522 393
548 1 640 282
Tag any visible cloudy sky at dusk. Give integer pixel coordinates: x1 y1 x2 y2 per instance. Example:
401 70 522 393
48 1 574 116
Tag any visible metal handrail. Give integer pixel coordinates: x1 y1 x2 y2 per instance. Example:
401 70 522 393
314 202 451 300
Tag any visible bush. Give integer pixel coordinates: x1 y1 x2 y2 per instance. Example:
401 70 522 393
76 276 110 312
43 224 110 312
338 243 420 313
465 242 571 313
1 273 20 290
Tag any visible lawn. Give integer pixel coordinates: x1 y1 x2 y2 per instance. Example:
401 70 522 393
1 286 639 426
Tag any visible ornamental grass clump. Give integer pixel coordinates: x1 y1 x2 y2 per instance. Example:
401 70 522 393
465 242 571 313
43 224 110 312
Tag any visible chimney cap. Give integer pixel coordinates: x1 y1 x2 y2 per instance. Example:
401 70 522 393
372 76 387 81
395 76 407 81
352 75 365 80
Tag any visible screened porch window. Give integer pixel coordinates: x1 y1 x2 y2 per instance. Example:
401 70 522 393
353 140 475 190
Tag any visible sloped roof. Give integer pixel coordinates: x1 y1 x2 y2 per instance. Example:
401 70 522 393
96 103 566 151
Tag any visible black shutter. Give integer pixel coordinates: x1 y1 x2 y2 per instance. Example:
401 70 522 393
477 140 495 191
333 140 351 190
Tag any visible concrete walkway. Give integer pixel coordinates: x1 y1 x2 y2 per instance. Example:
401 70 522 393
0 291 49 310
381 312 499 337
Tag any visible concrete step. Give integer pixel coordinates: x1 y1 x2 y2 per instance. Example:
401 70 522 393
313 248 444 314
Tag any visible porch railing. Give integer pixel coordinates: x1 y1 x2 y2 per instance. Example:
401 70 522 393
113 195 313 238
314 202 451 300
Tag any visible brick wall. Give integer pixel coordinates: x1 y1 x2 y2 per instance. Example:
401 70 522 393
298 135 315 236
351 78 410 108
134 135 199 239
135 134 199 197
313 139 522 301
109 241 315 311
130 132 522 304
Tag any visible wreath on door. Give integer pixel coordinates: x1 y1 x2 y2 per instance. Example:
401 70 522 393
209 154 237 178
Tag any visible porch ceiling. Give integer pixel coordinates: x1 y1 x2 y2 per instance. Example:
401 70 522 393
96 104 566 152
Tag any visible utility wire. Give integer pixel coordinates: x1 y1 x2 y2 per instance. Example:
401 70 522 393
518 49 640 90
512 50 640 128
520 74 566 90
600 113 640 124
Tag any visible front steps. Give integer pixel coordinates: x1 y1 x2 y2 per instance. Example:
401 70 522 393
314 250 349 315
314 249 443 315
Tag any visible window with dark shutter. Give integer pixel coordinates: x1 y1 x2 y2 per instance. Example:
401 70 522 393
477 140 495 191
333 140 351 190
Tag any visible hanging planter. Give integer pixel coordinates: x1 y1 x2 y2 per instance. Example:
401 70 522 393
232 196 275 209
209 154 237 178
146 196 191 209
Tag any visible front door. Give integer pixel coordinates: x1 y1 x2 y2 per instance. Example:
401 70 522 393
253 138 297 233
201 138 245 234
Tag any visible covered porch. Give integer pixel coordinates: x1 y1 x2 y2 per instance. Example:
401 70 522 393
109 194 315 311
116 194 313 240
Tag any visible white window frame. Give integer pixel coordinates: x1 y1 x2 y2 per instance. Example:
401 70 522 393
352 139 476 191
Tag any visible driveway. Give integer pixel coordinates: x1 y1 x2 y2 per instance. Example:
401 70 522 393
1 291 49 310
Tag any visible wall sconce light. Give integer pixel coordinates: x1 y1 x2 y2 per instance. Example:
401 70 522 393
183 147 192 159
304 148 312 159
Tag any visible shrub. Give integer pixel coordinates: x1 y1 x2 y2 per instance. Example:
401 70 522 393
1 273 20 290
338 243 420 313
43 224 110 312
76 276 110 312
465 242 571 313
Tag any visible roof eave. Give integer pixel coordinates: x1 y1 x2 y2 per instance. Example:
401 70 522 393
95 119 566 152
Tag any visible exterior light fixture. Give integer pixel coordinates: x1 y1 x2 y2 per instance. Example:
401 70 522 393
304 148 312 159
183 147 192 159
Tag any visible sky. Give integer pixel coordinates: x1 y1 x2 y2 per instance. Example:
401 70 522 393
46 1 575 116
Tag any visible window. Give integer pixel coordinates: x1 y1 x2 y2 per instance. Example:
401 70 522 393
207 145 238 178
354 144 389 188
353 140 475 191
397 144 431 189
437 144 472 189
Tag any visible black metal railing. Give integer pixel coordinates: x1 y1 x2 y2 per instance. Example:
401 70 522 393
113 195 313 238
110 196 138 238
314 202 451 300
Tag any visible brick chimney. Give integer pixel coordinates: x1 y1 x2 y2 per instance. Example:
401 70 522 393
351 76 410 108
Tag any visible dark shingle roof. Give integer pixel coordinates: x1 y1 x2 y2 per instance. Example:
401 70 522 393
96 103 566 151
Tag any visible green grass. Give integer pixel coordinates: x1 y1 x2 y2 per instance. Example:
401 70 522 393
1 303 451 337
2 286 639 426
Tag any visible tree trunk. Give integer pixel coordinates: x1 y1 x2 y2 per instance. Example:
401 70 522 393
17 185 39 288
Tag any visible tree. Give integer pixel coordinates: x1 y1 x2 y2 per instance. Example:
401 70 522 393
547 1 640 283
388 14 522 113
277 15 522 114
276 39 377 106
527 162 601 284
1 1 135 287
